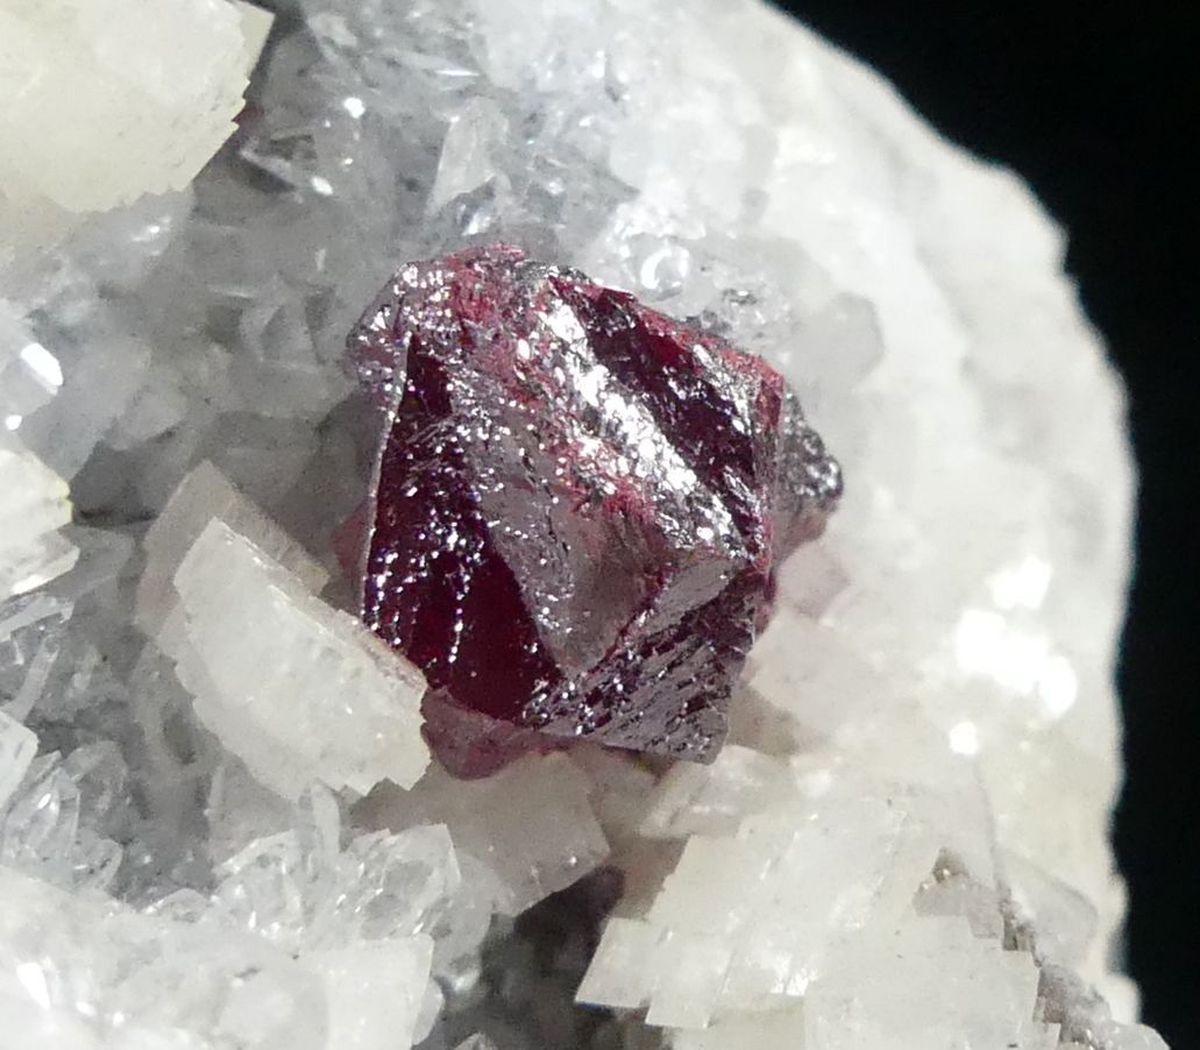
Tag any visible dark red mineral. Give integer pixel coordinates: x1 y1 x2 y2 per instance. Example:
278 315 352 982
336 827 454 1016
348 245 840 776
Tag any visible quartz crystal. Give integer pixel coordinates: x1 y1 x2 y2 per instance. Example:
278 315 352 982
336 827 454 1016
0 0 1161 1047
350 245 840 770
0 850 434 1050
0 312 77 600
0 711 36 810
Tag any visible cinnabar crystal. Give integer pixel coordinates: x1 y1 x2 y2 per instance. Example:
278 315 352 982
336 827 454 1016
348 245 840 775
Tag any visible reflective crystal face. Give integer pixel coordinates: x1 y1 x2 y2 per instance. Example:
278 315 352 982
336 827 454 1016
349 245 840 774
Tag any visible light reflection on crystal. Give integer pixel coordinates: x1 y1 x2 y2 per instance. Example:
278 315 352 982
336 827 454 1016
350 246 839 770
18 343 63 393
954 608 1079 720
989 554 1053 611
948 720 981 756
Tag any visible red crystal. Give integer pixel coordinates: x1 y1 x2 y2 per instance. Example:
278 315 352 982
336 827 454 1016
349 245 840 775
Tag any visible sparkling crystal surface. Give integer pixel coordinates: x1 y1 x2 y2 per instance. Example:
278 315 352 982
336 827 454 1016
351 245 840 768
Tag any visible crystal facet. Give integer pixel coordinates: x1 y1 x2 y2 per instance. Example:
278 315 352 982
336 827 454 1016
349 246 840 771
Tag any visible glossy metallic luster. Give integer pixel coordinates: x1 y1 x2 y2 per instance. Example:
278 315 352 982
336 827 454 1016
348 245 841 774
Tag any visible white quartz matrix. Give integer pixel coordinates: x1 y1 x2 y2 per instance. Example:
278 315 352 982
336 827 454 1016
0 1 1165 1049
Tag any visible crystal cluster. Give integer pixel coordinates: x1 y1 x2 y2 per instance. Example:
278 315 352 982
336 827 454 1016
0 791 450 1050
0 305 77 600
138 461 427 799
579 735 1089 1046
0 0 260 272
0 0 1165 1048
350 245 839 772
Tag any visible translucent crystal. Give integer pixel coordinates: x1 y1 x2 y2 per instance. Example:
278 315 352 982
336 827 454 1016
0 612 64 724
0 709 36 809
358 753 610 916
170 519 429 797
181 787 455 1049
0 576 136 732
0 302 63 426
0 440 78 600
0 865 327 1049
0 728 128 893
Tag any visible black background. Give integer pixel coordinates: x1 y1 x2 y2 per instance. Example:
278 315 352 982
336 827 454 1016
769 4 1199 1045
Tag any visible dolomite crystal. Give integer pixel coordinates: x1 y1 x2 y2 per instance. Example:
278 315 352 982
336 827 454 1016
0 0 261 265
350 245 840 772
169 517 429 798
136 458 330 634
356 752 611 916
0 0 1161 1046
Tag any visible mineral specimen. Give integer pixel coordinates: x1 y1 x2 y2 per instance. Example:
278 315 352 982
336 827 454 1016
0 0 1166 1046
350 246 841 771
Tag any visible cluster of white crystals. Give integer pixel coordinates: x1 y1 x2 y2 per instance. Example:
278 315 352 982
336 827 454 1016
0 0 1167 1047
0 0 258 272
176 520 424 794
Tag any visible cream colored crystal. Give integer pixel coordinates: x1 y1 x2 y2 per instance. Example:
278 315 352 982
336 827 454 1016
579 738 1053 1044
233 0 275 72
170 519 428 798
0 0 249 215
136 459 328 634
0 709 37 810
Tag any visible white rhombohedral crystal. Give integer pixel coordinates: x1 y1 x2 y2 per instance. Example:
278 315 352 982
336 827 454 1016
358 753 611 917
169 518 429 798
0 0 262 259
136 458 330 635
